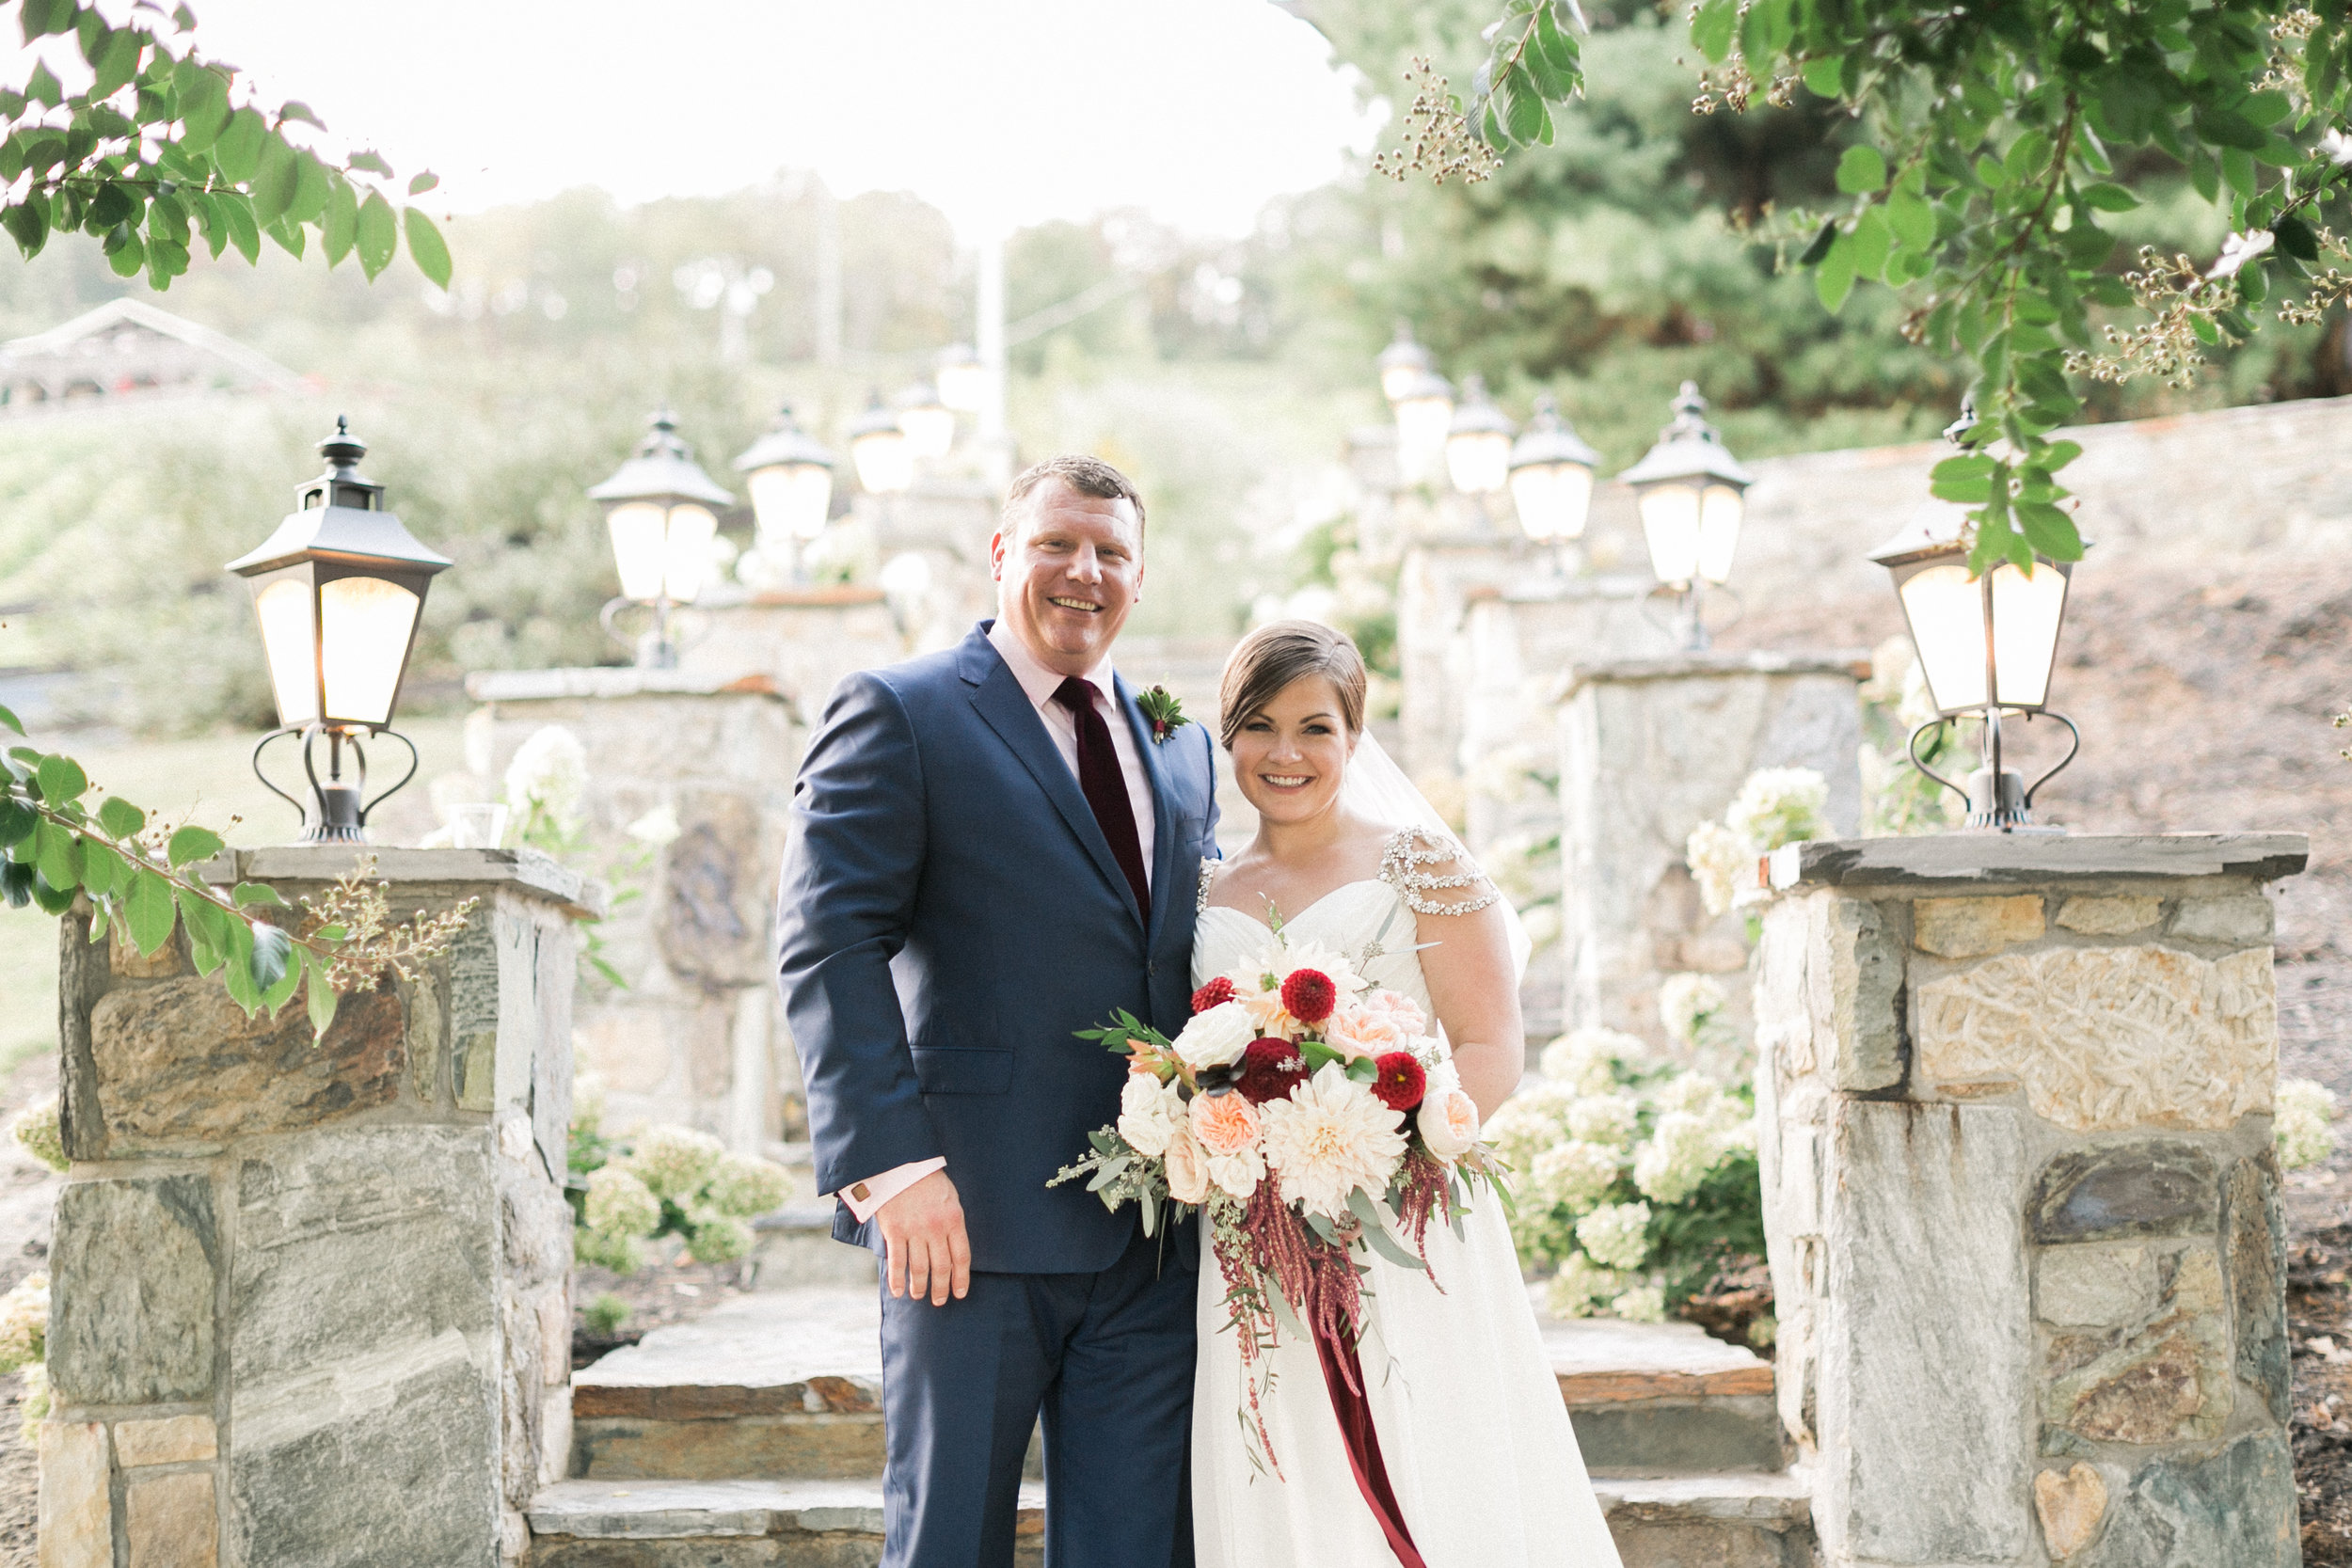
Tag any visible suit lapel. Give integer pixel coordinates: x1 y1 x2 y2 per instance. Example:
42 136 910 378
961 629 1140 926
1115 673 1183 945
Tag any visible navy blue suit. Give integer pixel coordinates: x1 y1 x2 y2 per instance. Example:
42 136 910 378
775 622 1219 1567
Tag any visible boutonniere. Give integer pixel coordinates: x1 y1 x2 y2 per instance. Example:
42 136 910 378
1137 684 1189 745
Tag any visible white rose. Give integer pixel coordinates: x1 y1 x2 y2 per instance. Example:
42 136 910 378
1418 1087 1480 1160
1164 1128 1209 1206
1172 1001 1256 1071
1118 1073 1180 1157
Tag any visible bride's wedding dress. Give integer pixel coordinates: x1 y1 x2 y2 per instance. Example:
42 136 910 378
1189 829 1623 1568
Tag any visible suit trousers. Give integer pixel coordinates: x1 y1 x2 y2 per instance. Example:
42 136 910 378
878 1222 1198 1568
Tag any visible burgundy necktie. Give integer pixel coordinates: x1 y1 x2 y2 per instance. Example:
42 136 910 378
1053 676 1150 925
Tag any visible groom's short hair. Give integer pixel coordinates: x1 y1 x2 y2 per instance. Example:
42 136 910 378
1002 455 1147 538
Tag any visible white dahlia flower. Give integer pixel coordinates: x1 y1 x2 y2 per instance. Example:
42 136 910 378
1257 1062 1407 1222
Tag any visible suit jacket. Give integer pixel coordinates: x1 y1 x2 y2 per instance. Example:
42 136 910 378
774 621 1221 1275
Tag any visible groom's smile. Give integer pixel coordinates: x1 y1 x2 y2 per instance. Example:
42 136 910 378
992 475 1146 677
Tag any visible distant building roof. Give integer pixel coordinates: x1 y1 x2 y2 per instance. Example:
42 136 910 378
0 296 301 416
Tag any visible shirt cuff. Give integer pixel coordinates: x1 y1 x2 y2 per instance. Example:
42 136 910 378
835 1157 946 1224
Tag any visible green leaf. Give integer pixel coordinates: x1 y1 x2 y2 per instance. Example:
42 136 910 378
1346 1188 1430 1274
1814 230 1856 313
305 954 340 1040
35 819 77 893
230 880 286 909
346 149 392 177
263 213 304 258
1884 185 1932 251
166 824 224 868
2014 499 2084 560
246 917 292 992
277 99 325 130
1689 0 1736 62
77 838 120 898
18 0 72 44
27 869 72 915
0 798 33 849
172 61 230 151
1849 208 1890 280
217 191 258 263
2075 182 2138 213
0 705 19 737
125 867 175 955
321 174 356 265
103 223 144 278
1802 55 1842 98
252 134 298 224
90 27 140 99
2221 146 2255 199
37 755 86 803
403 205 451 288
355 189 395 278
0 202 45 261
2003 129 2050 183
287 148 330 225
2276 215 2320 262
1796 217 1837 267
24 60 61 109
214 105 266 184
1835 146 1886 195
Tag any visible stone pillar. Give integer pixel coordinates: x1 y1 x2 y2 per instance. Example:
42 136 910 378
464 669 800 1150
43 847 598 1568
1557 651 1868 1050
677 586 910 726
1755 832 2308 1568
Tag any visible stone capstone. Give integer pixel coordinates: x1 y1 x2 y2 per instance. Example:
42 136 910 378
125 1469 217 1568
2031 1143 2219 1243
1820 1101 2030 1562
2043 1246 2230 1445
449 917 500 1113
2224 1155 2289 1423
1916 945 2276 1132
1825 897 1903 1091
2168 895 2275 946
2075 1430 2298 1568
2057 896 2162 936
229 1125 500 1568
49 1176 215 1404
87 978 403 1148
1913 894 2045 958
2035 1463 2109 1560
37 1419 109 1568
115 1414 217 1467
2039 1243 2158 1327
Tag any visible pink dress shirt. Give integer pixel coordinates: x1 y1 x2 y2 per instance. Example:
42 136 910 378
834 620 1159 1225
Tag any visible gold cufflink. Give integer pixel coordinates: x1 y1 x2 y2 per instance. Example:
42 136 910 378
850 1182 870 1202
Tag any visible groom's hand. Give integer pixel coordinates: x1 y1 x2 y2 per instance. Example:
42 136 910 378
878 1169 971 1306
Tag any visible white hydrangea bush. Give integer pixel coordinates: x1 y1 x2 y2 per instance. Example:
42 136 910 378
0 1272 46 1444
2277 1077 2339 1171
1685 765 1833 917
566 1092 794 1275
1491 1025 1763 1323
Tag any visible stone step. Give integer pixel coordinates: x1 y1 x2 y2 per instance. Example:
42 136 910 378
527 1471 1811 1567
572 1287 1784 1482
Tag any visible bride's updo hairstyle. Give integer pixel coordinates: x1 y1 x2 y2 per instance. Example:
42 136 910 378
1217 620 1368 749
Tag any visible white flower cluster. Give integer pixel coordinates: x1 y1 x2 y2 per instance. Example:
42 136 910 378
0 1272 46 1374
1657 974 1728 1053
571 1111 794 1275
8 1094 65 1174
1686 766 1832 917
503 724 589 840
2278 1077 2339 1171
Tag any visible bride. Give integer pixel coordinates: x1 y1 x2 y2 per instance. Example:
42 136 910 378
1191 620 1621 1568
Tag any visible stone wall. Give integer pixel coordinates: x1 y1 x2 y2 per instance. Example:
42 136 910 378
1558 653 1867 1053
1755 833 2307 1567
40 847 594 1568
463 671 801 1154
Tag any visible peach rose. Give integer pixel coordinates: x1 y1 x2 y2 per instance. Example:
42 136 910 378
1362 990 1428 1038
1189 1089 1263 1158
1165 1127 1209 1205
1325 1001 1410 1061
1419 1087 1480 1160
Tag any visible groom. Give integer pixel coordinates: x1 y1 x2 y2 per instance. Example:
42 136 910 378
775 455 1219 1568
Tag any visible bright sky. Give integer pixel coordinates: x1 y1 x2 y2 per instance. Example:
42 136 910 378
167 0 1382 239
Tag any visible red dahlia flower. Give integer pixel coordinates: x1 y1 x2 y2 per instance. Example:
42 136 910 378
1373 1052 1426 1112
1235 1037 1308 1104
1279 968 1337 1024
1191 976 1236 1014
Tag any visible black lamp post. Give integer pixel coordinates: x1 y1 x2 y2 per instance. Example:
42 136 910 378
589 409 735 668
1618 382 1754 649
228 418 449 842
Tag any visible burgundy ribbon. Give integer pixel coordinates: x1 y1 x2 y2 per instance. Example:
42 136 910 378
1309 1314 1426 1568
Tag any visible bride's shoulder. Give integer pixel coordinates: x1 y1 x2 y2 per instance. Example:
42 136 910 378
1375 825 1502 916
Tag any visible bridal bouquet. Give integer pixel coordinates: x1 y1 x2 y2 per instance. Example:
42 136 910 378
1052 923 1506 1469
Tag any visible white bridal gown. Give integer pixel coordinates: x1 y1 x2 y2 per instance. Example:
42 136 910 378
1189 830 1623 1568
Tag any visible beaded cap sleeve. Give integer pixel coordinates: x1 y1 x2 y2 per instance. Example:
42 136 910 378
1197 857 1220 914
1378 827 1501 916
